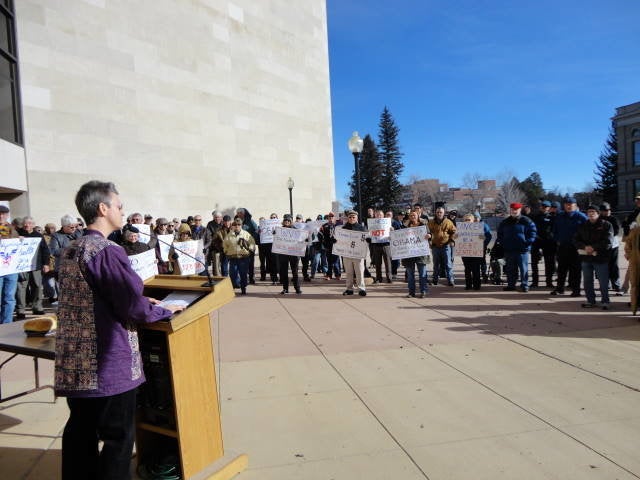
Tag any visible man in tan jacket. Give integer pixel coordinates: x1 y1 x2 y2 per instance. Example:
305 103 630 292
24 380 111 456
427 206 457 286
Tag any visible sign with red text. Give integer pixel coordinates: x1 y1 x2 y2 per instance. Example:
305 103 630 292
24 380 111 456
455 222 484 257
367 218 391 243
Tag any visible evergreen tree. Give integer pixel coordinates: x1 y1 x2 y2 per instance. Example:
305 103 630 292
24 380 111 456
518 172 545 206
594 123 618 209
377 107 404 210
349 134 383 214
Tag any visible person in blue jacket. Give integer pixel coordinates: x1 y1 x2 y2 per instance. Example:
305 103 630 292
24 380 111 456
551 196 588 296
497 202 537 292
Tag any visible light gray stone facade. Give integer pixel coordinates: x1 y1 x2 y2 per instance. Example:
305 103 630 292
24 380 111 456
9 0 334 222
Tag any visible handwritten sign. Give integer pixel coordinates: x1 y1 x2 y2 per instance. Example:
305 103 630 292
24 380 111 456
128 249 158 281
259 218 281 244
272 227 309 256
173 240 205 275
390 226 430 260
333 227 368 259
455 222 484 257
157 234 174 261
0 238 42 275
304 221 325 243
134 224 151 244
367 218 391 243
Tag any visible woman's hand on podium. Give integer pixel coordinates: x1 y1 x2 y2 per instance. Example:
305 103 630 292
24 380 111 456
165 304 186 314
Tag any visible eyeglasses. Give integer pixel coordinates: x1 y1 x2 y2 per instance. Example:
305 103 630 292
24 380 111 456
159 223 168 227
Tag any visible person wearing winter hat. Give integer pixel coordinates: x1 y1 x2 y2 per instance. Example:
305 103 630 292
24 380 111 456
531 200 557 288
277 215 302 294
573 205 613 309
497 202 537 292
551 196 587 296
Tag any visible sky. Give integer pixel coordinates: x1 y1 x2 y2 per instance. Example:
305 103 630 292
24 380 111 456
326 0 640 204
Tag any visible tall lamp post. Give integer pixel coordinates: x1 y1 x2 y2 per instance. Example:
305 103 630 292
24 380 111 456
287 177 294 217
347 131 364 219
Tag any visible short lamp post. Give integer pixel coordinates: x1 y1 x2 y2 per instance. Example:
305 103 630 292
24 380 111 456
347 131 364 219
287 177 294 217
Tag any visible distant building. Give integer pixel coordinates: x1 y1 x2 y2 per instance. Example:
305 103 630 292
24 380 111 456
401 178 497 214
0 1 335 223
613 101 640 211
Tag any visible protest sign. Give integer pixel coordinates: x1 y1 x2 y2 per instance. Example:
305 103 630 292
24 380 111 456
333 227 368 259
304 221 324 243
157 234 174 261
128 249 158 281
173 239 205 275
272 227 308 256
390 226 430 260
259 218 281 244
455 222 485 257
367 218 391 243
134 223 151 244
0 237 42 275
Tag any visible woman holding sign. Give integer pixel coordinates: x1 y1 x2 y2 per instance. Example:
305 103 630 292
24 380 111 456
401 211 431 298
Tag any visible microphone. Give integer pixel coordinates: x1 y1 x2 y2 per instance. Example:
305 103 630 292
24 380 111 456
125 225 216 288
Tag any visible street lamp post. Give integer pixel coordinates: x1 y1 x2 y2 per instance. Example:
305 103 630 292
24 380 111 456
347 131 364 219
287 177 294 217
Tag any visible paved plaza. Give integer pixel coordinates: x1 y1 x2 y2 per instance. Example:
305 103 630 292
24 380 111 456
1 260 640 480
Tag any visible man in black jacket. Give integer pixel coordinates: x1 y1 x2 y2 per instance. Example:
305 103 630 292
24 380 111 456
531 200 556 288
573 205 613 309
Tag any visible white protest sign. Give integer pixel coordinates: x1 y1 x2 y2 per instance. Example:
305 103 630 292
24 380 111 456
134 224 151 244
0 237 42 275
128 249 158 281
173 240 205 275
157 234 174 261
272 227 309 257
259 218 281 244
455 222 485 258
333 227 368 259
390 226 431 260
305 221 325 243
367 218 391 243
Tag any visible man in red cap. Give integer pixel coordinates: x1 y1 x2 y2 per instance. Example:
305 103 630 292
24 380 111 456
497 202 537 292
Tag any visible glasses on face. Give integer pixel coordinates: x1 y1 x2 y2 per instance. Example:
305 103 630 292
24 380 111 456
159 223 168 227
194 218 202 222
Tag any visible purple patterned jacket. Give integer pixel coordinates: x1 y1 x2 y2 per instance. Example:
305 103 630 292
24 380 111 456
55 230 172 397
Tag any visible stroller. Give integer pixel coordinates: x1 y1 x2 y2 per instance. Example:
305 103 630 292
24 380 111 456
488 242 505 285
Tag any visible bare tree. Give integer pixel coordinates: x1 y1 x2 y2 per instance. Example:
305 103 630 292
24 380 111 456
462 172 483 190
496 176 525 213
406 176 446 209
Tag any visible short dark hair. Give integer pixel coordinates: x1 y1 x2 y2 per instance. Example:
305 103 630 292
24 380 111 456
75 180 118 226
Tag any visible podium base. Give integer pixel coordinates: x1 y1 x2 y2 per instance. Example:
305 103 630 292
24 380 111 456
191 453 248 480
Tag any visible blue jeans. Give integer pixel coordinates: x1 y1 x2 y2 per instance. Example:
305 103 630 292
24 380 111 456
504 251 529 289
431 245 454 284
581 261 609 304
229 257 250 290
0 273 18 324
220 253 229 277
310 245 325 276
405 259 428 295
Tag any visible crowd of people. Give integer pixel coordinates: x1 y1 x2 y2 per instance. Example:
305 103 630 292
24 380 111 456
2 192 640 324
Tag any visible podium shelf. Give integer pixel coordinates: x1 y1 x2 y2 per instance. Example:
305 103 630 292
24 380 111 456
138 422 178 438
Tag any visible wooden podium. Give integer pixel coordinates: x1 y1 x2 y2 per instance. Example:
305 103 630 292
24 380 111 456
136 274 247 480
